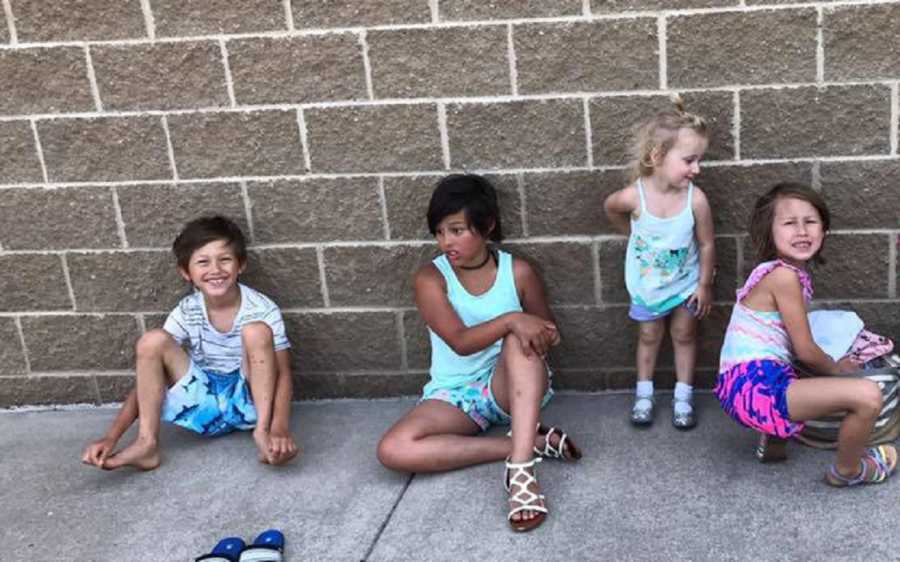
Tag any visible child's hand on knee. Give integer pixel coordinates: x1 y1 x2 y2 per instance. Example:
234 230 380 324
81 437 116 467
511 314 558 356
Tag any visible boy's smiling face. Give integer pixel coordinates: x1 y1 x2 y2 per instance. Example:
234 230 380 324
178 239 245 300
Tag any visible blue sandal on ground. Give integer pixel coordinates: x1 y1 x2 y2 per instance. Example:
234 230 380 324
196 537 246 562
239 529 285 562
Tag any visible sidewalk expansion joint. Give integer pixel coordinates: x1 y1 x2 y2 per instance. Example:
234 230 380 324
361 472 415 561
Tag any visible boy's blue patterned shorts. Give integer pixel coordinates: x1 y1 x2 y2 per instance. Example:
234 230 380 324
160 361 257 437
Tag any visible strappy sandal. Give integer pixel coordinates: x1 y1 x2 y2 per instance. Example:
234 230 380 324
825 444 898 487
755 434 788 463
507 423 583 461
504 457 548 532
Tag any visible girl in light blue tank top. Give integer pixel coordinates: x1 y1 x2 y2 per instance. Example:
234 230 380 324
378 174 582 533
604 97 716 431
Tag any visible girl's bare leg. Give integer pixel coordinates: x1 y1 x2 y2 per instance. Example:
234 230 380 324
787 377 883 476
491 334 550 524
636 319 665 381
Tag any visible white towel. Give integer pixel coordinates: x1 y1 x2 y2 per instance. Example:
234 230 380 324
808 310 864 361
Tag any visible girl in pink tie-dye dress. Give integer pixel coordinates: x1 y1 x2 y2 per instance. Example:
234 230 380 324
715 183 897 487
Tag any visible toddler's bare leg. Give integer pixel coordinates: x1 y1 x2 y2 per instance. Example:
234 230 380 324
104 330 189 470
669 307 698 385
241 322 278 464
636 319 665 381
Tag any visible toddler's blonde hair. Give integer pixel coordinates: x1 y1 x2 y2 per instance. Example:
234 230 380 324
626 94 708 183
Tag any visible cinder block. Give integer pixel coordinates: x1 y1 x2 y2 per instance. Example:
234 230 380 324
167 110 305 178
0 187 119 250
12 0 146 42
741 86 891 158
0 121 45 183
819 161 900 230
242 248 324 308
0 48 93 115
305 105 443 173
0 319 27 374
0 255 72 312
91 42 229 111
229 34 367 104
284 311 402 371
22 314 140 371
67 251 184 312
152 0 288 36
446 99 586 168
524 170 623 236
38 117 171 182
324 245 435 306
118 182 247 248
668 9 817 87
503 242 595 305
516 19 658 94
249 178 385 243
292 0 429 28
824 4 900 81
367 26 510 98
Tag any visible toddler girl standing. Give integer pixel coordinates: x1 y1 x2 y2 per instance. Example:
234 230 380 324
603 96 716 428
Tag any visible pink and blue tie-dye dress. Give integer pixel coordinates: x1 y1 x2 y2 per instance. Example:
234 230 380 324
714 260 814 438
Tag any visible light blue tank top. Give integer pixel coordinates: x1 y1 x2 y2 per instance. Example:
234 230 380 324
624 179 700 314
424 249 523 392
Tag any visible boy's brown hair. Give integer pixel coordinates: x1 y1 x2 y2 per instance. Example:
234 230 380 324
748 183 831 265
172 215 248 271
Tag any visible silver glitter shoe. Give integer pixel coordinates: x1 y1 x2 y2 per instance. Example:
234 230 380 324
672 396 697 430
630 395 654 426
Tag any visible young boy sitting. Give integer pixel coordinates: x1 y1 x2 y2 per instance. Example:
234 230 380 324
81 215 299 470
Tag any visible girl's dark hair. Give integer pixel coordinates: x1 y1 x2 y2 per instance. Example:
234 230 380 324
426 174 503 242
172 215 248 270
749 182 830 265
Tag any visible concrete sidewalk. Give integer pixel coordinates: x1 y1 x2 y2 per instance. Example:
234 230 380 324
2 394 898 562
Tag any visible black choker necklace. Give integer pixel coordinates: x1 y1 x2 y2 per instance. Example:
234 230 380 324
459 250 494 270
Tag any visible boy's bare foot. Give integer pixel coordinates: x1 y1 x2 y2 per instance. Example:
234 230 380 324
253 429 272 464
254 429 300 465
102 437 161 471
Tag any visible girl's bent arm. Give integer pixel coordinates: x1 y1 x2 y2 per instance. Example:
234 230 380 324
691 188 716 317
770 267 846 375
415 265 549 356
603 187 636 236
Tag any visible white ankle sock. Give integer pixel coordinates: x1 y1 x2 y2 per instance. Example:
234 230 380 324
674 382 694 414
636 380 654 398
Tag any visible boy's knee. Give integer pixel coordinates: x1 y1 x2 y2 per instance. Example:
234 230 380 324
241 322 274 347
135 329 174 358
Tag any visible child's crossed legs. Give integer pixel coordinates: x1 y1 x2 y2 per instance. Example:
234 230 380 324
378 333 575 526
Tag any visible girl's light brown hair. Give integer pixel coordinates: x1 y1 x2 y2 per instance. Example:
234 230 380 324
626 94 709 183
748 182 831 265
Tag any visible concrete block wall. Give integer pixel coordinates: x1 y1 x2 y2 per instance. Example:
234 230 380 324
0 0 898 406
